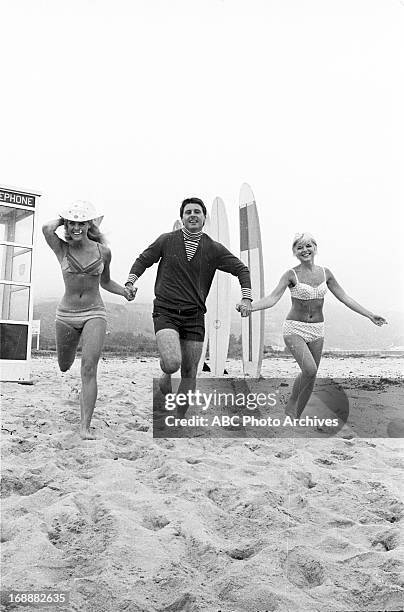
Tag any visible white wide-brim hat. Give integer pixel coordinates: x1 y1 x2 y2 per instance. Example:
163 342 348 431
59 200 103 226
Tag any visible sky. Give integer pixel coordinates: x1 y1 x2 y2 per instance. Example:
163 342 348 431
1 0 403 314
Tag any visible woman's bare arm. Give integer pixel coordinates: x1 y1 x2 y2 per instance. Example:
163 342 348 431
42 218 65 259
236 271 291 315
100 247 135 300
251 271 291 311
327 268 387 326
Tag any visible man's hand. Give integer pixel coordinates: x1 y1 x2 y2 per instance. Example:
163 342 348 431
124 285 137 301
236 298 253 317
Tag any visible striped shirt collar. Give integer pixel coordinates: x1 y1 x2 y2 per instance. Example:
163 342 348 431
181 227 203 241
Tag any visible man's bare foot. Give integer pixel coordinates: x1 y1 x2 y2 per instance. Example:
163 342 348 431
80 426 97 440
159 373 172 395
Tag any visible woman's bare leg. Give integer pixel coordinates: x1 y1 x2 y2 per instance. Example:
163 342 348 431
55 320 81 372
79 318 107 439
284 335 324 418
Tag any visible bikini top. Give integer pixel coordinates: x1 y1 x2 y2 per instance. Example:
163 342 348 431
61 242 104 276
289 267 328 300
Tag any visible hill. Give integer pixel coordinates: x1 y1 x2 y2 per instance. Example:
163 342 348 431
33 299 403 352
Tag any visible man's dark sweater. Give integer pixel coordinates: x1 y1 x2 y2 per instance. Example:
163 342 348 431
128 230 251 313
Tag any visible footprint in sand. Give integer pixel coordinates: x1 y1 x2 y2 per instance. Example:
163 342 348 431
159 593 197 612
142 513 171 531
124 421 149 432
225 542 263 560
53 433 84 450
112 448 142 461
47 494 115 569
358 486 404 525
330 449 354 461
280 546 325 588
294 470 317 488
1 521 16 543
206 484 241 510
3 437 37 455
1 469 49 497
185 457 202 464
371 528 400 551
314 457 335 467
274 450 295 459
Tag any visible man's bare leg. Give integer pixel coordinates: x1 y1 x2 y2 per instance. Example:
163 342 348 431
155 329 181 394
176 339 204 418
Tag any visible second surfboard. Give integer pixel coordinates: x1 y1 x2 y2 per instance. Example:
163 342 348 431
206 197 231 376
239 183 265 377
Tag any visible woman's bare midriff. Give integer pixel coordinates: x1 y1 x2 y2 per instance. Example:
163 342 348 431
59 272 104 310
286 297 324 323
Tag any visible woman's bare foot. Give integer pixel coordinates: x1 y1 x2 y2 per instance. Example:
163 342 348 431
80 426 97 440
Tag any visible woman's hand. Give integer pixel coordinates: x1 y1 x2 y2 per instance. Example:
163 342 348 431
42 218 66 258
369 314 387 326
124 286 137 301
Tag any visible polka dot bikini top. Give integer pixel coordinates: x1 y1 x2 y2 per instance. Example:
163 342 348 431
289 267 328 300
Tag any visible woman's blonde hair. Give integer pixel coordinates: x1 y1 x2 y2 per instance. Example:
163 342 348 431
292 232 317 252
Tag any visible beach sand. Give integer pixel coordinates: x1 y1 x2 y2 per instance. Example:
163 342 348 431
1 356 403 612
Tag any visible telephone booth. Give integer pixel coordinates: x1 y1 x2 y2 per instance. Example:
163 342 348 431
0 186 41 382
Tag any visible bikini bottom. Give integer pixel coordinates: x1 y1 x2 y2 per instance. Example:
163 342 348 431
55 304 107 331
283 320 324 343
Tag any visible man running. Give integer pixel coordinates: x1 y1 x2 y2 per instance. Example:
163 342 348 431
125 197 252 415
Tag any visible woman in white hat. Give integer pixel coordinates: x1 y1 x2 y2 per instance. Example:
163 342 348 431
238 233 386 419
43 201 135 439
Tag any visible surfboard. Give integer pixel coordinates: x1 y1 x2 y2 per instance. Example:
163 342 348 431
197 212 211 374
170 220 183 380
239 183 265 377
206 197 231 376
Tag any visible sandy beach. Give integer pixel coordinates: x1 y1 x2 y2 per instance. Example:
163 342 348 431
1 356 403 612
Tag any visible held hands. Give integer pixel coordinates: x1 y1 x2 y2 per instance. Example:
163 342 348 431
369 314 387 326
124 285 137 302
236 299 253 318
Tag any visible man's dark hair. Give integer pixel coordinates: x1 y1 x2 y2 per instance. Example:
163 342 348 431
180 197 207 218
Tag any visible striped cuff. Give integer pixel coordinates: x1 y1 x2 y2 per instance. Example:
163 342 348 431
126 274 138 285
241 288 253 301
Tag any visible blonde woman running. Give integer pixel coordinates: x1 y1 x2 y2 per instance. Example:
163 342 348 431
43 201 135 439
238 233 386 418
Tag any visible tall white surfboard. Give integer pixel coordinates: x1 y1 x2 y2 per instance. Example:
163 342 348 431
239 183 265 377
206 198 231 376
170 220 182 380
197 212 211 374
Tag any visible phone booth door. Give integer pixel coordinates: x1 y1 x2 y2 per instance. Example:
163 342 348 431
0 187 41 382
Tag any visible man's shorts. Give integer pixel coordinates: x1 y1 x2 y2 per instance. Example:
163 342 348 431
152 306 205 342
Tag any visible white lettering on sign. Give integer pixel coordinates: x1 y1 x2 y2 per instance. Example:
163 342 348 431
0 190 35 207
